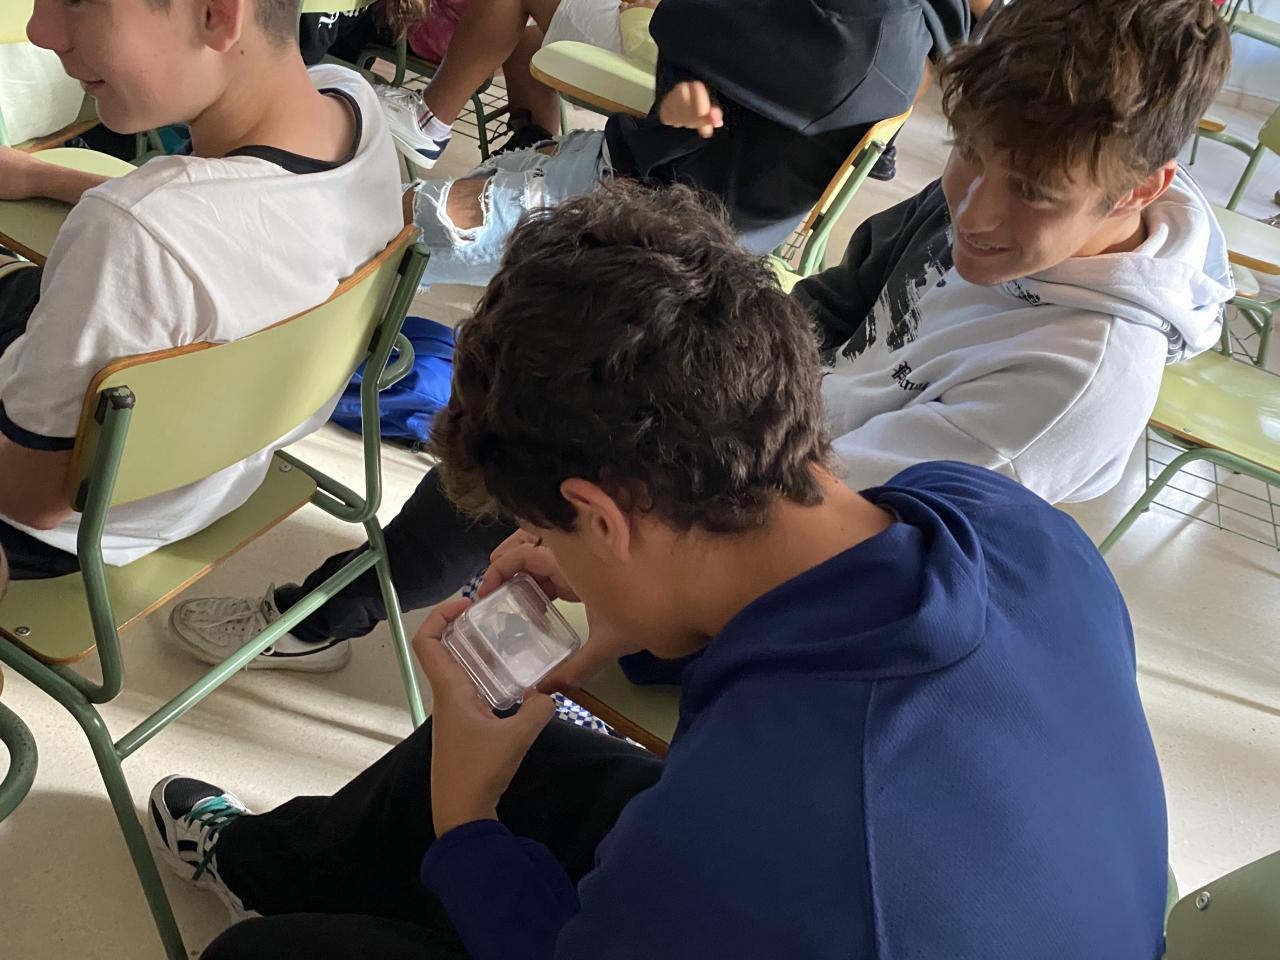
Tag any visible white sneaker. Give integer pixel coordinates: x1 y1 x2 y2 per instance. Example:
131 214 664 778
146 775 258 923
169 588 352 673
374 85 452 168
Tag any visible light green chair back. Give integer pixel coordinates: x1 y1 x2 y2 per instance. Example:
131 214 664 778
1164 850 1280 958
70 225 418 510
1258 105 1280 158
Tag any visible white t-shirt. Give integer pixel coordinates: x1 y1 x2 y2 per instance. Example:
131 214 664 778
0 64 403 565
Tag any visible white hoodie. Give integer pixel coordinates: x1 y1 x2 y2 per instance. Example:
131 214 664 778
795 168 1233 504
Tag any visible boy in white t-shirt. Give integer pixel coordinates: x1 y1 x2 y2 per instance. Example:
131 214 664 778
0 0 403 579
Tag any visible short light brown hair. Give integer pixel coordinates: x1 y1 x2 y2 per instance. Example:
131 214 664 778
941 0 1231 202
429 182 833 534
146 0 298 46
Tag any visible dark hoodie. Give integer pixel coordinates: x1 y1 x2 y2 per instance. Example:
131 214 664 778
604 0 969 253
422 462 1167 960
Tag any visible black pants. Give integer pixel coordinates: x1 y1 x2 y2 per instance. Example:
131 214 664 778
207 718 664 959
275 468 516 644
0 264 81 580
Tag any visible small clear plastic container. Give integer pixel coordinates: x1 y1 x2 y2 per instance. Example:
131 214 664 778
442 573 584 711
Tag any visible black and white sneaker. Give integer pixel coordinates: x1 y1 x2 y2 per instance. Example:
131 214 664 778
146 776 257 922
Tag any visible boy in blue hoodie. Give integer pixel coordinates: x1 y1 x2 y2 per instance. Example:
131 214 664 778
149 183 1169 960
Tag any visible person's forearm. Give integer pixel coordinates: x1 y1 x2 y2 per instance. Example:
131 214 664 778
422 821 579 960
34 164 108 205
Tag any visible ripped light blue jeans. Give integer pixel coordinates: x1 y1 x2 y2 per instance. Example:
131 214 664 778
414 129 609 287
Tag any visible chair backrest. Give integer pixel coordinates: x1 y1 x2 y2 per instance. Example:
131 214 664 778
799 109 912 236
68 224 419 509
1164 850 1280 958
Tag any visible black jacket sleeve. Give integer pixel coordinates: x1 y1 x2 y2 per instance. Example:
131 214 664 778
793 181 949 356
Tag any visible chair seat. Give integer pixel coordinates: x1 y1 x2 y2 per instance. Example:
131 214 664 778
1231 262 1262 300
1151 351 1280 476
1198 116 1228 134
0 147 132 264
1232 9 1280 46
1215 205 1280 278
0 455 315 664
1164 849 1280 958
530 41 654 118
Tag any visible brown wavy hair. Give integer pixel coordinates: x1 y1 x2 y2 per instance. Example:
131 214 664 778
940 0 1231 202
429 182 834 533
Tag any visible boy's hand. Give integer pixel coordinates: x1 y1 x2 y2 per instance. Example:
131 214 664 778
479 531 645 692
659 81 723 138
0 147 51 201
414 598 558 837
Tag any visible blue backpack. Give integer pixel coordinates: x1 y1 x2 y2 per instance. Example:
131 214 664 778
331 316 455 443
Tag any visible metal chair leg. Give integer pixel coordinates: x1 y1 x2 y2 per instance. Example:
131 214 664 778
365 520 426 728
1099 447 1211 554
472 93 492 160
74 702 187 960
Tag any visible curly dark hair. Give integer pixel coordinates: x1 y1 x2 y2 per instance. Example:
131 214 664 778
941 0 1231 203
429 182 833 534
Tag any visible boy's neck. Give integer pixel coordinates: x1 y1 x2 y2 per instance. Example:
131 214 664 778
186 46 347 160
1080 208 1149 258
663 474 893 653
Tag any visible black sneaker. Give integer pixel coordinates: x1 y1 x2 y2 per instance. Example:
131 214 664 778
494 122 555 156
868 144 897 182
146 776 256 921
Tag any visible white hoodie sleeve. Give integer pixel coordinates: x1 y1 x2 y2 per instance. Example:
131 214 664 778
833 317 1169 504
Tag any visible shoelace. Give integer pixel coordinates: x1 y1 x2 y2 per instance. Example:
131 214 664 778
183 796 245 881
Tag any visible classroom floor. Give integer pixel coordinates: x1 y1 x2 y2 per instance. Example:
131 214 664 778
2 87 1279 959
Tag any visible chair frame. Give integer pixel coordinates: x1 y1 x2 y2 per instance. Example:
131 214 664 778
0 673 38 823
0 234 430 960
1098 344 1280 555
1188 108 1279 367
774 110 913 277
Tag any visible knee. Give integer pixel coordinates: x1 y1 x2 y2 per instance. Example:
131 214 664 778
201 918 273 960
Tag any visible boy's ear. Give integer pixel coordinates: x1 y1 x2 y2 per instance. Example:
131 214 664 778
1110 161 1177 219
197 0 249 53
559 478 633 561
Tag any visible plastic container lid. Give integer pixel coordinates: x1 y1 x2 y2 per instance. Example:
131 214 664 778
442 573 584 711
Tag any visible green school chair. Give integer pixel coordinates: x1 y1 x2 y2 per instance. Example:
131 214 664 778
1164 849 1280 958
773 109 913 277
1098 349 1280 554
1222 0 1280 51
529 40 654 120
1191 106 1280 366
0 669 38 823
0 224 430 960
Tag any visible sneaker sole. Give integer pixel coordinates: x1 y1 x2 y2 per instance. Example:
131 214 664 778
388 132 441 171
169 608 353 674
144 777 259 924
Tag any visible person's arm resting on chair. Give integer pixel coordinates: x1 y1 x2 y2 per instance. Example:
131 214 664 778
0 147 110 205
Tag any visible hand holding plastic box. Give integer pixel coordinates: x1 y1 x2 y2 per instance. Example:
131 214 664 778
442 573 584 711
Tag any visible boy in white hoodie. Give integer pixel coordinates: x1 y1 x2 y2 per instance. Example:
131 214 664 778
797 0 1235 505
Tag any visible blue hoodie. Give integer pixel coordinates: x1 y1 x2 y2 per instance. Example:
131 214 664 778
422 462 1167 959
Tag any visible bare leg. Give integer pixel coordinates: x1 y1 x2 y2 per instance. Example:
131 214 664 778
501 24 561 134
422 0 564 124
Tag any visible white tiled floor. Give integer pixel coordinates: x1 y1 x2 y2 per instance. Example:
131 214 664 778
2 87 1279 959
